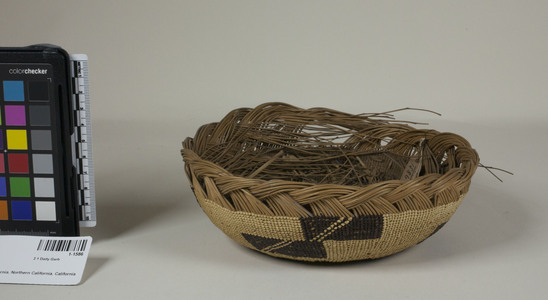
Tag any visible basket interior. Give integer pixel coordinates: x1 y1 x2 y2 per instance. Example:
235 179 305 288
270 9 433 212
195 110 447 187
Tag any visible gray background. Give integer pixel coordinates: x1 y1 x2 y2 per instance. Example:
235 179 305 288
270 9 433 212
1 1 547 299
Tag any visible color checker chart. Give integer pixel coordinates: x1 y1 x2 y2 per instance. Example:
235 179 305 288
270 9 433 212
0 62 73 235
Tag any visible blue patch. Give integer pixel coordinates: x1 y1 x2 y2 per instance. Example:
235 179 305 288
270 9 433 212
12 201 32 221
3 81 25 101
0 177 6 197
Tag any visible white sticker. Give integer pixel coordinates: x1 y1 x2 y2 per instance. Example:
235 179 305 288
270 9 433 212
400 156 423 181
0 236 92 285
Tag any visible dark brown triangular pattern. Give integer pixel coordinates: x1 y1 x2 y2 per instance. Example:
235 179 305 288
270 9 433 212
242 233 327 259
301 215 383 241
242 233 283 250
328 215 383 241
269 241 326 259
300 216 340 240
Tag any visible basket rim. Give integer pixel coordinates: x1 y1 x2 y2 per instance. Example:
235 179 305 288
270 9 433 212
181 103 479 217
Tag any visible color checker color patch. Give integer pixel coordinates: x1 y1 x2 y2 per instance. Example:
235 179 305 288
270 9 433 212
28 81 49 101
0 201 7 220
0 178 6 197
10 177 31 197
5 105 26 125
8 153 29 173
32 154 53 174
29 105 50 126
3 81 24 101
7 130 28 150
11 201 32 221
31 130 52 150
35 201 56 221
34 178 55 198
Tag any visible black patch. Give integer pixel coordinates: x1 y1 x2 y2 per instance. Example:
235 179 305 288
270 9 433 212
301 215 383 241
300 216 340 240
270 241 326 259
242 233 283 250
329 215 384 240
243 233 327 259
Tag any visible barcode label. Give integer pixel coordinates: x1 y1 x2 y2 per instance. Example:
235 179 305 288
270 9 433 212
37 239 88 252
0 236 92 285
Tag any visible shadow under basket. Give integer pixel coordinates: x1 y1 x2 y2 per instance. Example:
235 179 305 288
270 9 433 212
181 103 479 262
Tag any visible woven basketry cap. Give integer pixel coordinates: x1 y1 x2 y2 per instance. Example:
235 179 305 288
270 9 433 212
181 103 479 261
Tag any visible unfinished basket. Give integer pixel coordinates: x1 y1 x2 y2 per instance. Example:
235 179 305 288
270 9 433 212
181 103 479 262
